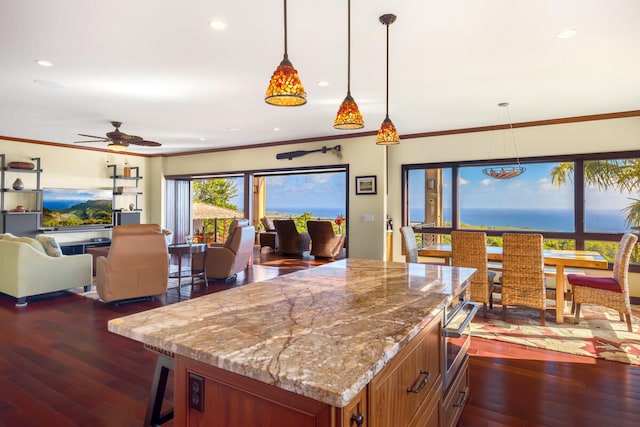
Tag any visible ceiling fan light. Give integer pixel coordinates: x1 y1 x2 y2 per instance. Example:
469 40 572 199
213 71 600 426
334 93 364 129
265 56 307 106
376 115 399 145
108 143 128 152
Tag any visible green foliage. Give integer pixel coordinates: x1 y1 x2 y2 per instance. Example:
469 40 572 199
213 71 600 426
193 179 239 210
294 212 313 232
551 159 640 227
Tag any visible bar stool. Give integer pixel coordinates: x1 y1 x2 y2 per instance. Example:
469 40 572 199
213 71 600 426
144 345 174 426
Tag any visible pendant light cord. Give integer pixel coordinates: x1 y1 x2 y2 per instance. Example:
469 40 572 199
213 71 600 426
347 0 351 94
385 20 390 118
504 104 522 166
283 0 288 59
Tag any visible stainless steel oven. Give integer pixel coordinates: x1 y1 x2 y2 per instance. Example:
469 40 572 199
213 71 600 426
442 292 479 391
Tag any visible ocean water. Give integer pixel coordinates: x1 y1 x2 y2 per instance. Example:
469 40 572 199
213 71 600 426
410 208 631 233
267 206 344 219
267 207 631 232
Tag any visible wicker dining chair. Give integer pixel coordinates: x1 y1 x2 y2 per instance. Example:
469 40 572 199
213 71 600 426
451 231 496 317
501 233 546 325
567 233 637 332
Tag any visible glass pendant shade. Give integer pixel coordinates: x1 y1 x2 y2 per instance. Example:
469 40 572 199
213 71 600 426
334 93 364 129
265 55 307 106
265 0 306 107
334 0 363 129
376 115 399 145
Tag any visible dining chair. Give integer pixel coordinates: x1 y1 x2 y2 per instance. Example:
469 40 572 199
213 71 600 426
451 231 496 317
567 233 637 332
501 232 546 325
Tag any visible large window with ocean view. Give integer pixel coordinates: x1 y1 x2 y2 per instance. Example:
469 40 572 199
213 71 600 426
264 171 347 228
459 163 574 232
402 150 640 270
582 158 639 234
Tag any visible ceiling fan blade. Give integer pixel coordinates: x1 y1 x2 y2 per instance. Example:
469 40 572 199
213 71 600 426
74 139 106 143
78 133 109 141
129 140 162 147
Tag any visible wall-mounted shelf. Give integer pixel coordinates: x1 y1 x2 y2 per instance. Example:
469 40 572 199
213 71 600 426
0 154 42 237
108 164 142 225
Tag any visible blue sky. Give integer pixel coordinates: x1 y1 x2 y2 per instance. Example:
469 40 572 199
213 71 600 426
226 172 347 210
410 163 636 211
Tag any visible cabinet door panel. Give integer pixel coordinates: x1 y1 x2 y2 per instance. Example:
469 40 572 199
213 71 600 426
369 315 442 427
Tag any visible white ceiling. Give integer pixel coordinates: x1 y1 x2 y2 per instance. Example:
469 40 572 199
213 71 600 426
1 0 639 155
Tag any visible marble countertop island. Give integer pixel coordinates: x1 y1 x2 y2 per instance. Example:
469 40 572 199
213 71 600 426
108 259 475 407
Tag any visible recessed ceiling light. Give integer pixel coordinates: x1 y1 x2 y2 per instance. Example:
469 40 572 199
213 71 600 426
209 19 227 30
317 81 330 87
33 80 66 89
36 59 53 67
199 137 207 141
272 127 281 132
557 28 577 39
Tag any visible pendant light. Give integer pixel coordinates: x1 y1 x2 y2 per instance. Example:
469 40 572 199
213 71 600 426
376 14 399 145
333 0 364 129
482 102 526 179
265 0 307 106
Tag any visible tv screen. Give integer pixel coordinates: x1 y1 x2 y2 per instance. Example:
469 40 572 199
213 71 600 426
41 188 113 228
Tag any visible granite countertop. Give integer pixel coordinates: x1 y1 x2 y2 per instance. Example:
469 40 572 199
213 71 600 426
108 258 475 407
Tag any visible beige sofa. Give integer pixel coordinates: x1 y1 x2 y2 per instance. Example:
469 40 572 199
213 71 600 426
0 234 92 306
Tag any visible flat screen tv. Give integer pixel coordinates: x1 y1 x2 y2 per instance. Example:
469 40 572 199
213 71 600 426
41 188 113 229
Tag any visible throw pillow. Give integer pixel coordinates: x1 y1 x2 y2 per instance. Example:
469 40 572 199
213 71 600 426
16 237 46 254
36 235 63 257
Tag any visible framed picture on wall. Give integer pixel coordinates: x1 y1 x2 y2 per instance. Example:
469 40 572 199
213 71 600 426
355 175 377 195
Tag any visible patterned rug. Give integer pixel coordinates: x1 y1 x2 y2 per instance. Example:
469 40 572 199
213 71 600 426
471 300 640 365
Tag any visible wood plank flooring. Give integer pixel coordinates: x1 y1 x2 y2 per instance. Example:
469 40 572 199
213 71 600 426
1 249 639 426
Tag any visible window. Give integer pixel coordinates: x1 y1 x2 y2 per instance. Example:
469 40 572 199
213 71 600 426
583 158 639 233
458 163 574 232
402 151 640 271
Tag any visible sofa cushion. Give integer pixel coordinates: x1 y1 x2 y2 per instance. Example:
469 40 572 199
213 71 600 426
0 233 17 240
36 235 63 257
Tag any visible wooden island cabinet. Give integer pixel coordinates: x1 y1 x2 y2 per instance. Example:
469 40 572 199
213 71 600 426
174 313 443 427
109 259 475 427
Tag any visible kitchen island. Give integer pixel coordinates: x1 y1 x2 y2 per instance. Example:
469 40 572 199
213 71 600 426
109 259 475 426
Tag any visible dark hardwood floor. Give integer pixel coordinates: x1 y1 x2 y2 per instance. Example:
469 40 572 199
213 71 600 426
1 249 639 426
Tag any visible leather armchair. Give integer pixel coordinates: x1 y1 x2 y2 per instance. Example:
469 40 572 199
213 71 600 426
273 219 310 256
95 224 169 302
307 220 345 258
193 225 255 280
259 217 278 250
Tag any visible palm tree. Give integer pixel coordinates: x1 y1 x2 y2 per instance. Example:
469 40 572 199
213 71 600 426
550 159 640 227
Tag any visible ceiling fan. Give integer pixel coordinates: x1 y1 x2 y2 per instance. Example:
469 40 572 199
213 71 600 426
75 121 161 151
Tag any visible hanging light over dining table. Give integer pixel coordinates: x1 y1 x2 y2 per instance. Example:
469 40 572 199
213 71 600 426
333 0 364 129
482 102 526 179
265 0 307 106
376 13 399 145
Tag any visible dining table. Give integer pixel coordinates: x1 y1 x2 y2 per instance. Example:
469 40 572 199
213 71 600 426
418 244 609 323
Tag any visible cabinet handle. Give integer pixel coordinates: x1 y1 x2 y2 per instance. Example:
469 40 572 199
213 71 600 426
350 413 364 426
406 369 431 393
453 390 467 407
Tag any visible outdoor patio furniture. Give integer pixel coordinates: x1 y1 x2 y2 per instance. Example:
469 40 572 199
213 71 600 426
273 219 310 256
307 220 345 258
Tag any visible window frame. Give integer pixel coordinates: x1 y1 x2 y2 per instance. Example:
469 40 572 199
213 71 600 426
402 150 640 272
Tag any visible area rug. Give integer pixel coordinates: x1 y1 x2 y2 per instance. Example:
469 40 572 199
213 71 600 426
70 278 182 301
471 300 640 365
